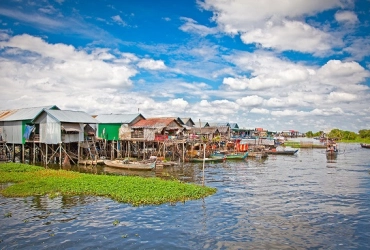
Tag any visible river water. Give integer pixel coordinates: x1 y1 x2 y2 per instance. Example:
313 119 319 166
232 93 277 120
1 143 369 249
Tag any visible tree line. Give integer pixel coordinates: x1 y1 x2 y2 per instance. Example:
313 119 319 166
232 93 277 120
305 129 370 141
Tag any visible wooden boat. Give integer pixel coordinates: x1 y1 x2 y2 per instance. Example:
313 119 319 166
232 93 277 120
187 155 226 163
267 149 298 155
247 146 268 158
104 159 156 171
360 143 370 149
79 159 105 165
210 151 248 160
326 142 338 157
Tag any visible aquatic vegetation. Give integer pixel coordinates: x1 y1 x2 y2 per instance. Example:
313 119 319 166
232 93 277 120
0 163 217 206
4 212 12 218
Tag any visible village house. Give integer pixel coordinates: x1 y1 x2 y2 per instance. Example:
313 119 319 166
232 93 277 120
94 113 145 141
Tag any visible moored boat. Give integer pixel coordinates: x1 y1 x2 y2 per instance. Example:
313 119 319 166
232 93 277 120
104 158 156 171
267 149 298 155
210 151 248 160
187 155 226 163
247 146 268 158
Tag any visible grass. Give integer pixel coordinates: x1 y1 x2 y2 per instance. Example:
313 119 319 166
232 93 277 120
0 163 217 206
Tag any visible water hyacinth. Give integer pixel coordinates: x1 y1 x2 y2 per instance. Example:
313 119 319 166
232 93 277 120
0 163 216 206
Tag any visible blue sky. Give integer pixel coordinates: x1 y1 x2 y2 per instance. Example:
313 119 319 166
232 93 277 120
0 0 369 132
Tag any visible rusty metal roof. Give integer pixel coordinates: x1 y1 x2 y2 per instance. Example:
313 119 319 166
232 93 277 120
132 117 182 128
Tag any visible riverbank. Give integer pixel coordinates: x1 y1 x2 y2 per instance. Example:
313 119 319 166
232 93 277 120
0 163 216 206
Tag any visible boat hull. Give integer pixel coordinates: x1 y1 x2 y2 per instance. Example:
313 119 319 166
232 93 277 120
267 150 298 155
210 151 248 160
187 156 226 163
104 160 156 171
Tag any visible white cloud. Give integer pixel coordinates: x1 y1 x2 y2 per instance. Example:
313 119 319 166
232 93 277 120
250 108 270 114
111 15 126 26
327 92 357 103
137 58 167 70
0 34 137 97
236 95 264 107
317 60 370 91
310 107 345 116
179 17 218 36
170 98 189 109
264 98 287 108
200 0 348 53
335 10 358 24
240 20 337 54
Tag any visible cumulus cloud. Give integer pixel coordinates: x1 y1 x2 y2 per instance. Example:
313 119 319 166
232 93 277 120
250 108 270 114
327 92 357 103
335 10 358 24
0 34 137 91
240 20 337 54
169 98 189 109
137 58 167 70
199 0 347 53
236 95 264 106
317 60 370 90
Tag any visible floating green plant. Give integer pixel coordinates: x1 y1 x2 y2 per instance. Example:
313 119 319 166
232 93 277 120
0 163 217 206
4 212 12 218
113 219 120 226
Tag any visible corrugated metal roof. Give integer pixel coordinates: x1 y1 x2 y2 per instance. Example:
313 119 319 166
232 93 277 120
0 105 58 121
95 114 142 124
181 118 195 126
132 118 181 128
207 122 230 127
41 110 98 124
190 127 219 134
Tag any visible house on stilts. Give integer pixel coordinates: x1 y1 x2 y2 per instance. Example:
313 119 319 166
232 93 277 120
31 109 99 166
0 105 59 162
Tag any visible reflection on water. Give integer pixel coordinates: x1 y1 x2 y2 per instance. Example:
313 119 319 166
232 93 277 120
1 143 370 249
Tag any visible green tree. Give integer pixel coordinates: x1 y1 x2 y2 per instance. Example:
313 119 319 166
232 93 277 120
328 129 342 139
359 129 370 138
306 131 313 138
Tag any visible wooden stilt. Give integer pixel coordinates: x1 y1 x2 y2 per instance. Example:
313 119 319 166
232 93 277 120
77 141 80 165
33 141 36 164
182 142 185 163
45 144 48 166
59 142 62 168
143 141 146 160
22 144 24 163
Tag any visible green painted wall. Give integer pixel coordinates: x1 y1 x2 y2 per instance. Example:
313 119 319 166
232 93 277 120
98 124 121 140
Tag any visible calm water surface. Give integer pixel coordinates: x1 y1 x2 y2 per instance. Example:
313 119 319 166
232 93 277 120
1 143 370 249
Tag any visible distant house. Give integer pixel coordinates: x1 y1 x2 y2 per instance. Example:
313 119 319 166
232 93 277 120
204 122 230 127
95 114 145 141
131 117 183 141
0 105 59 144
189 127 220 141
179 118 195 128
32 109 98 144
229 123 239 130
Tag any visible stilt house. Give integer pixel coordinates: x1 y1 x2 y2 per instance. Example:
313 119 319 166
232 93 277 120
32 109 98 144
0 106 59 144
131 117 183 141
94 114 145 140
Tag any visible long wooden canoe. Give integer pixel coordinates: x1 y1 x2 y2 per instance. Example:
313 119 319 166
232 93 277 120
104 159 156 171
